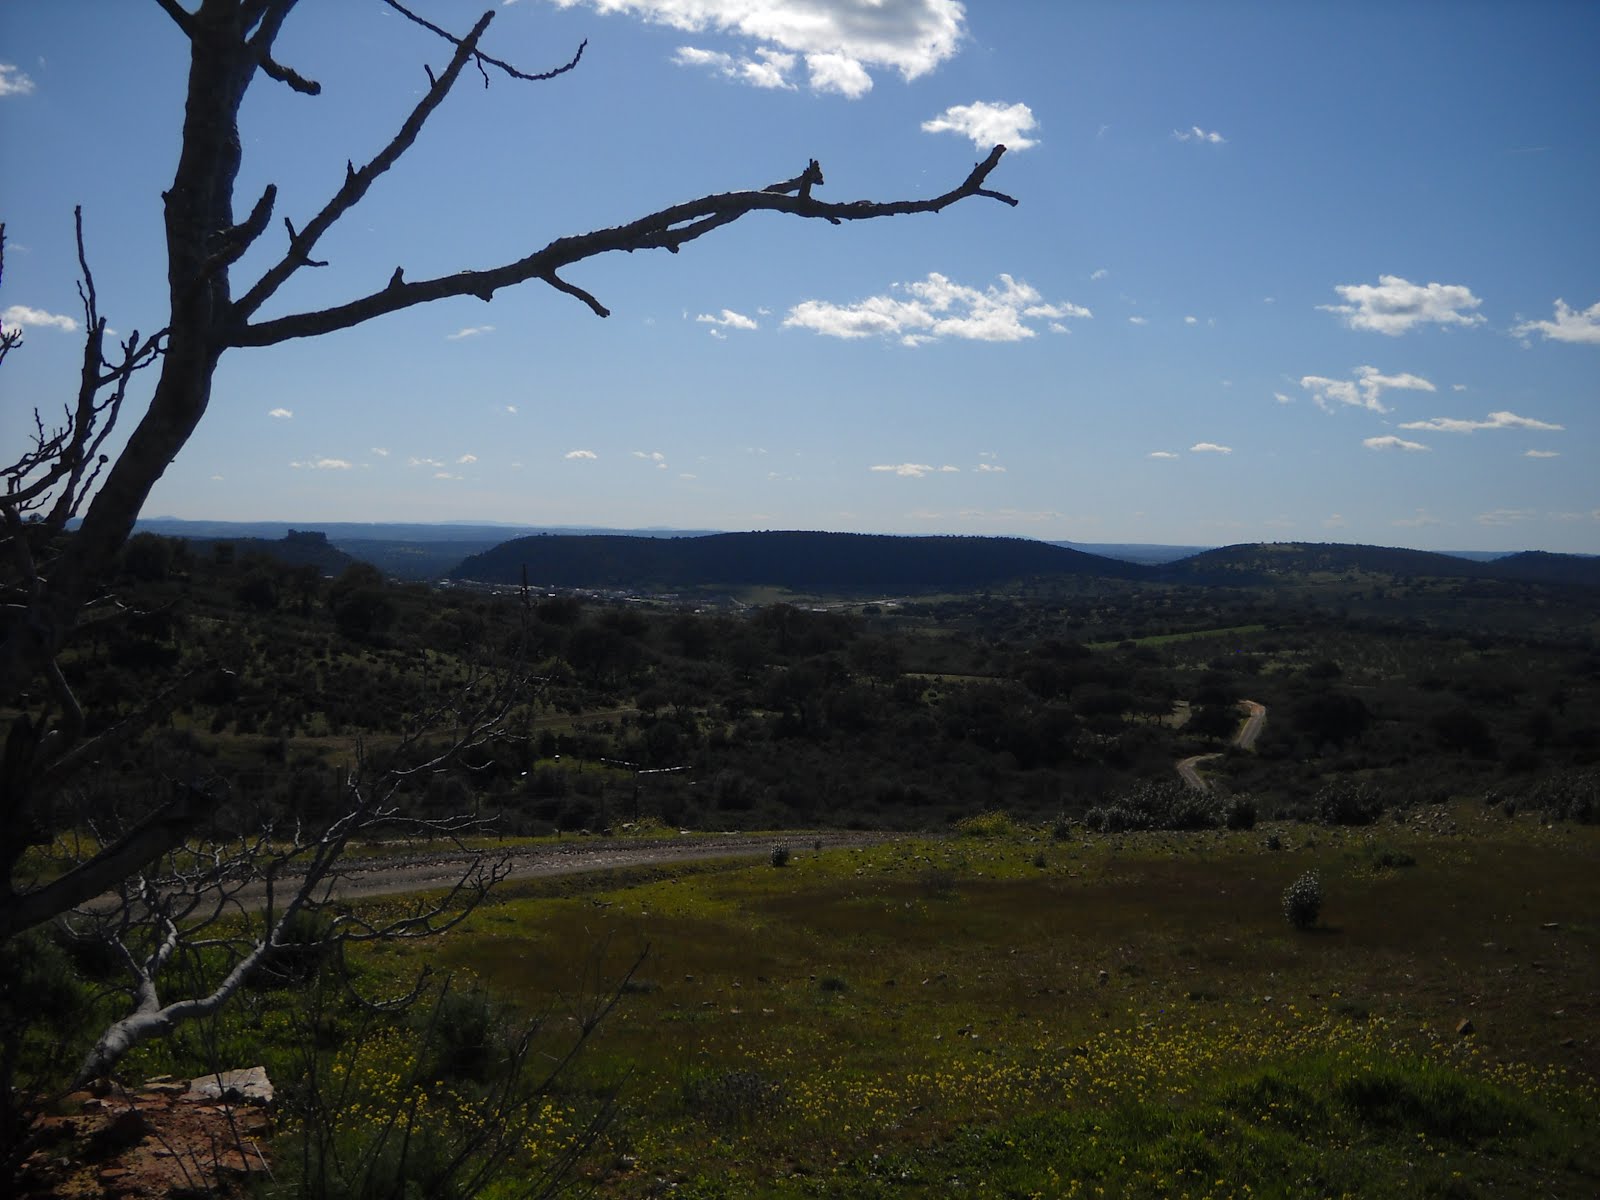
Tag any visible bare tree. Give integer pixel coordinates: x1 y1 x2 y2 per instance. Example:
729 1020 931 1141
0 0 1013 1010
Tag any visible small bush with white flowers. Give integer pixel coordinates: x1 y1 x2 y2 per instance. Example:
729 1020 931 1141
1283 870 1323 929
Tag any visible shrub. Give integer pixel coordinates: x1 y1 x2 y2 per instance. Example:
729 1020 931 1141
1223 794 1258 831
955 810 1022 838
770 843 791 867
1314 780 1384 826
1283 870 1323 929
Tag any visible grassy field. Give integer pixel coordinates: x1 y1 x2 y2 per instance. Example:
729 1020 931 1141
297 804 1598 1199
106 803 1599 1198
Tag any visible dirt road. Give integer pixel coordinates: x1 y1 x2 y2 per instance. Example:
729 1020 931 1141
1176 699 1265 792
230 830 896 910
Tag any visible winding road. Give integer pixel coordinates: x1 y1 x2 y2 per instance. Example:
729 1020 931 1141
1176 699 1266 791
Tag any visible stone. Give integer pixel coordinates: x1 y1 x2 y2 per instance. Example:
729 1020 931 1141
186 1066 273 1107
1455 1018 1475 1037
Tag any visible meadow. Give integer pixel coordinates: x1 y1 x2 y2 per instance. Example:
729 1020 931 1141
128 801 1596 1199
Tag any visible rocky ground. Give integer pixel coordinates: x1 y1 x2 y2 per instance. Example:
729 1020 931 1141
16 1069 274 1200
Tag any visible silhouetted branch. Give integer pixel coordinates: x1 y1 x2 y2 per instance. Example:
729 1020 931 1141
232 11 494 323
381 0 587 85
234 145 1014 345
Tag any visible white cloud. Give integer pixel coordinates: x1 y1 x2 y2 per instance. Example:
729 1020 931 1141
0 64 35 97
806 51 873 97
743 48 797 88
1090 268 1109 281
871 463 938 477
938 464 960 472
1392 509 1441 527
1323 514 1348 529
1148 451 1179 459
1272 392 1293 405
456 453 478 464
290 457 353 470
1190 442 1232 454
1512 299 1600 345
2 304 77 333
1298 365 1434 414
570 0 966 97
921 101 1038 150
696 308 759 331
1475 508 1535 527
1320 275 1484 335
633 450 666 462
371 447 390 457
1524 449 1560 458
446 325 495 340
565 449 598 460
785 272 1088 346
1452 383 1468 392
268 407 293 419
673 44 796 89
1173 125 1226 144
975 462 1007 472
1184 315 1198 325
1363 435 1430 452
1127 315 1148 326
434 471 461 480
408 456 444 468
1398 410 1564 434
505 405 518 414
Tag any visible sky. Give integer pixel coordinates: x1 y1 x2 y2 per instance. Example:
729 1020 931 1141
2 0 1597 553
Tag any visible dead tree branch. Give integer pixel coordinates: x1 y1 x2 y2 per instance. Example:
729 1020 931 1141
232 144 1014 347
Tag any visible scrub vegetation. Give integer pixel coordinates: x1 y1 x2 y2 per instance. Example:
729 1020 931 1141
6 537 1599 1196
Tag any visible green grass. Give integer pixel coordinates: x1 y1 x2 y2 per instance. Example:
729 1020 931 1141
115 806 1600 1197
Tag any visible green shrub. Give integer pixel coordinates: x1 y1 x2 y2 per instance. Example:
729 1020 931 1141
1223 794 1258 830
955 810 1022 838
770 843 791 867
1314 781 1384 826
1283 870 1323 929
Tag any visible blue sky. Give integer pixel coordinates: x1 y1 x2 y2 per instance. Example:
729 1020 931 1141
3 1 1597 552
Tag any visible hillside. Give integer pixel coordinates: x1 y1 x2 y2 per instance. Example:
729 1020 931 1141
452 530 1146 591
1165 541 1505 585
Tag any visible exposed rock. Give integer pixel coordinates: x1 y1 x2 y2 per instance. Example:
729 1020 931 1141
186 1065 274 1107
1455 1018 1476 1037
15 1069 274 1200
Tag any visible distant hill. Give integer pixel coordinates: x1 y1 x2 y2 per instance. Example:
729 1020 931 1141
1163 542 1486 583
452 531 1146 591
188 529 357 574
1159 541 1599 589
131 518 725 580
1483 550 1600 587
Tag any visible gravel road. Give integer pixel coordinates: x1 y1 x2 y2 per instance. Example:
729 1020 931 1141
236 830 899 910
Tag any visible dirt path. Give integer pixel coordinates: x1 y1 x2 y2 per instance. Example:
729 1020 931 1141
232 830 897 910
1177 699 1265 792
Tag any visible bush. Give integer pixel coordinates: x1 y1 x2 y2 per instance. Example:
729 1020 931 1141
770 843 791 867
1314 781 1384 826
1223 794 1258 830
955 810 1022 838
1283 870 1323 929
